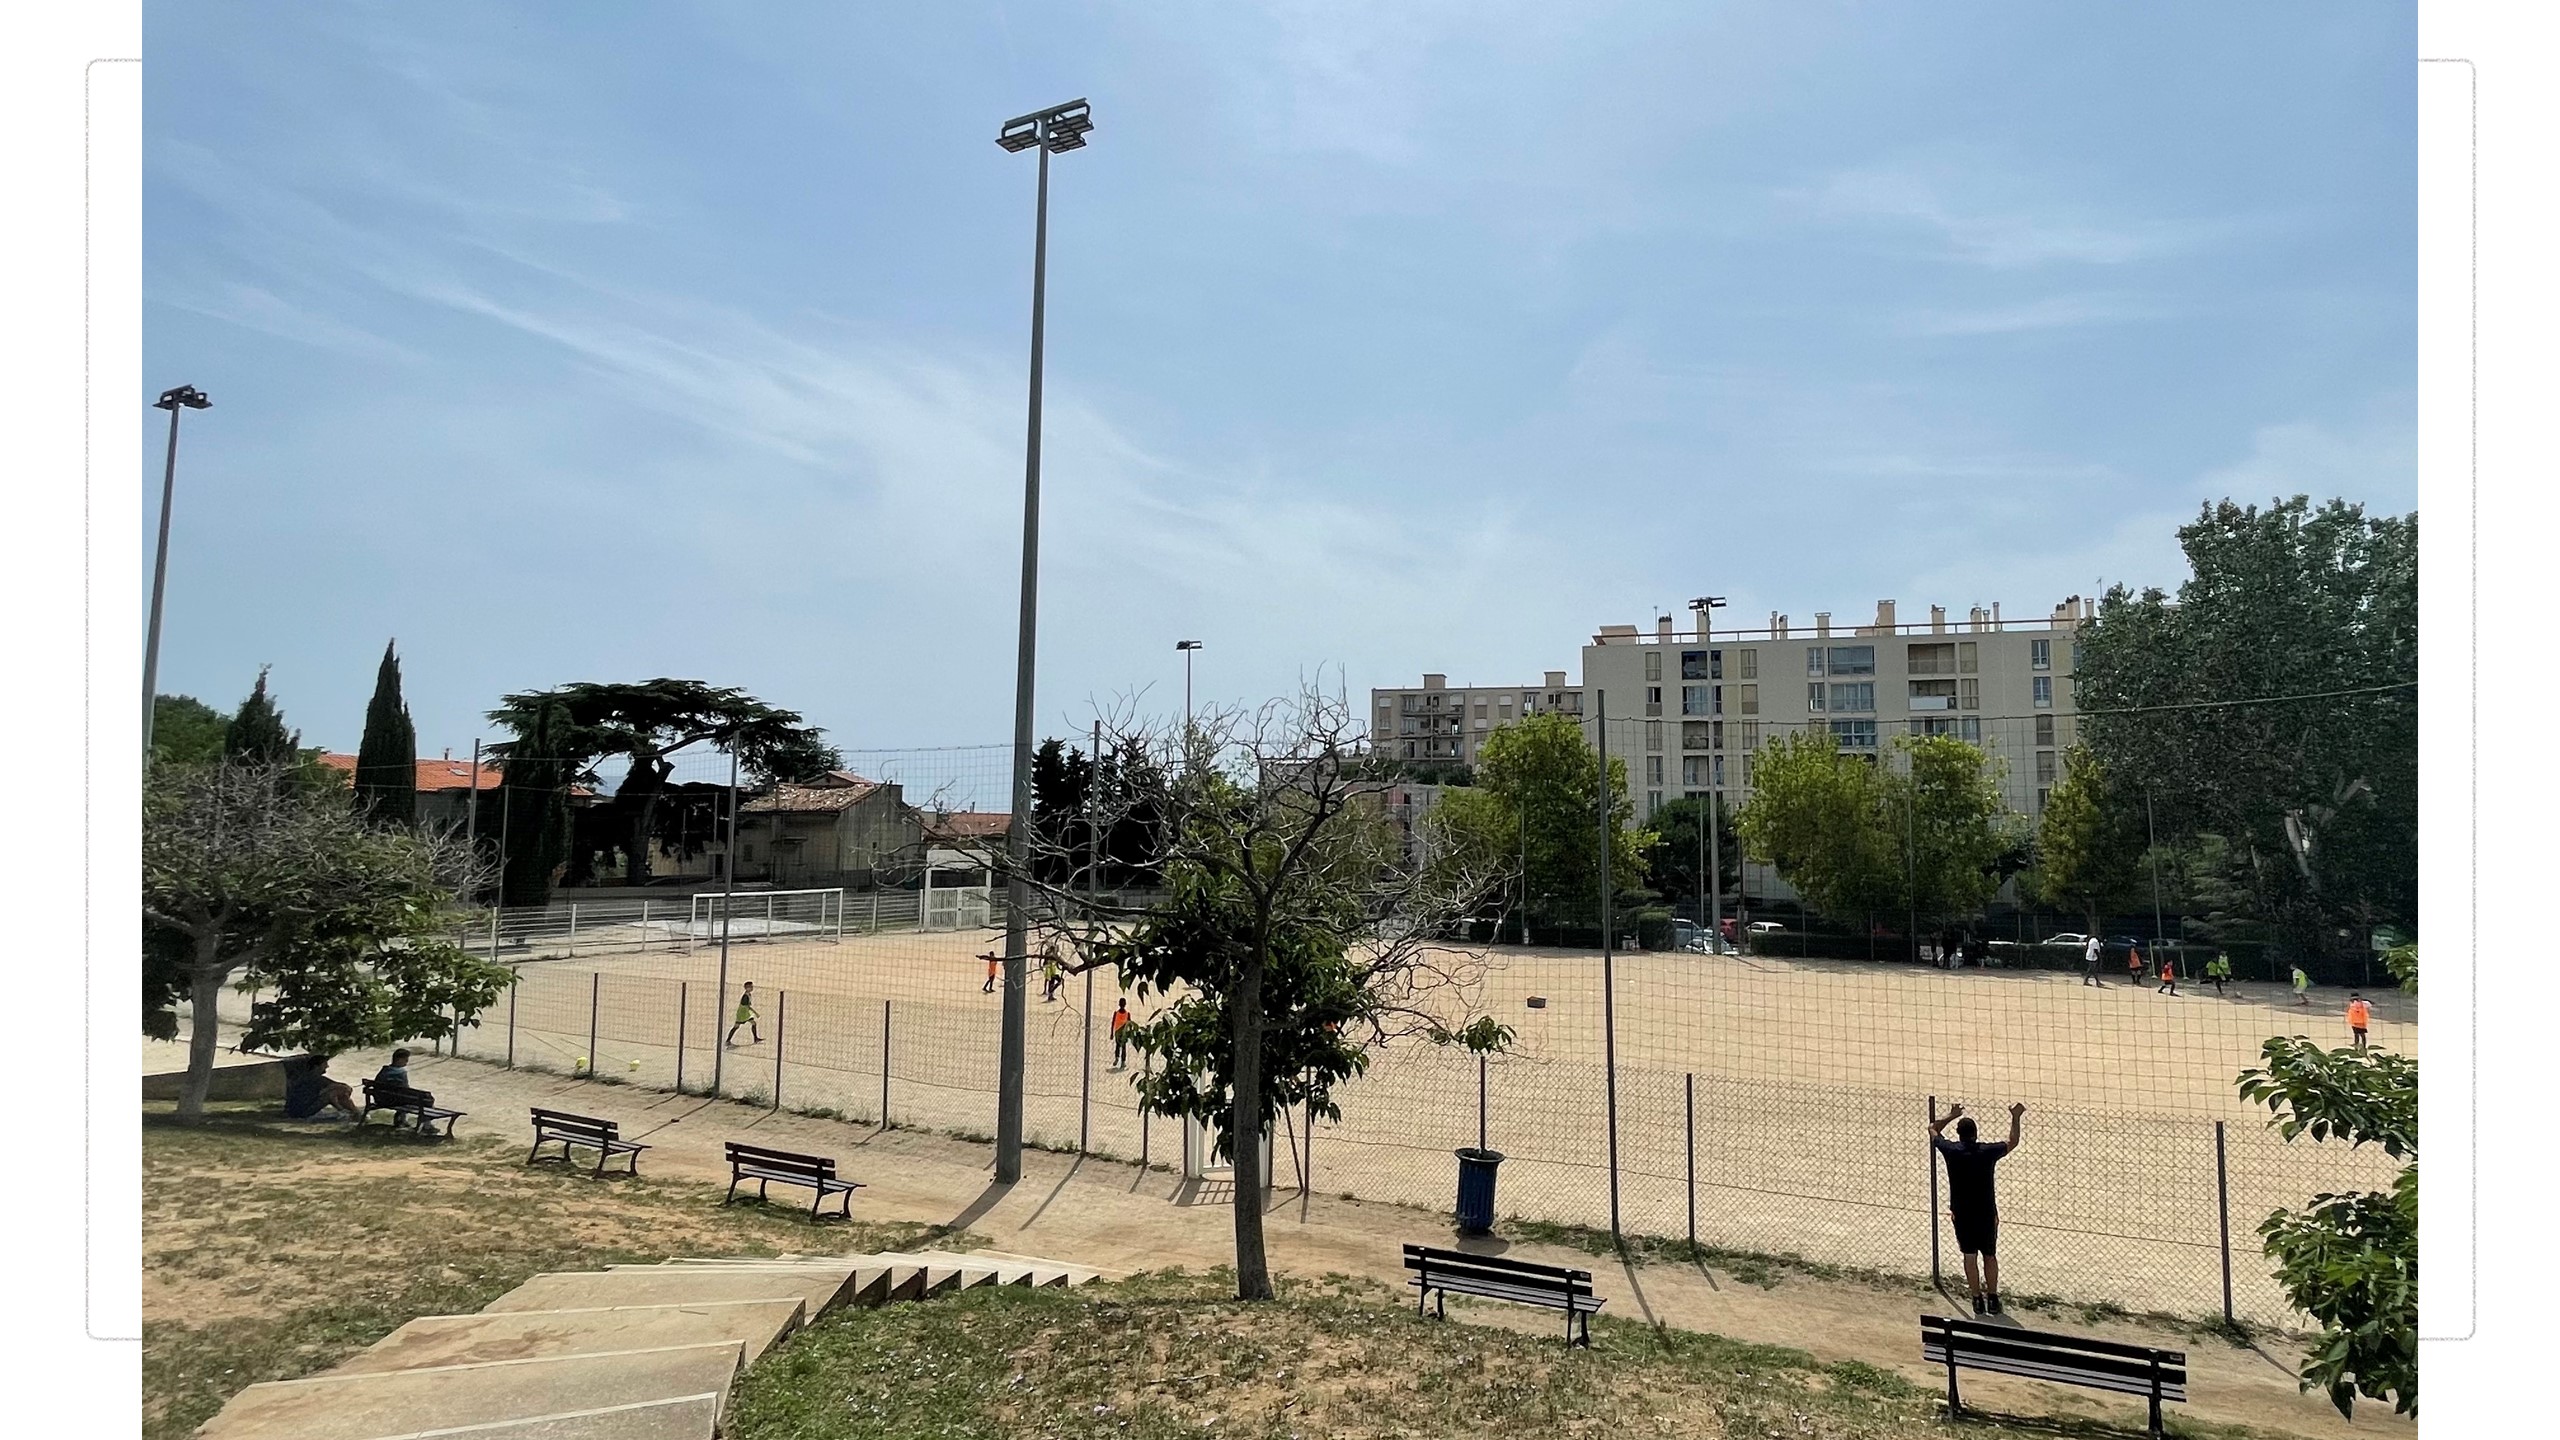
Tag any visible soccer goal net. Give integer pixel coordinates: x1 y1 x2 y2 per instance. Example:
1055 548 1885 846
686 887 846 945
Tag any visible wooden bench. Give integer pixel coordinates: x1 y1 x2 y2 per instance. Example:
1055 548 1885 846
1922 1314 2187 1438
359 1079 464 1139
724 1141 863 1221
1403 1243 1603 1346
526 1107 649 1177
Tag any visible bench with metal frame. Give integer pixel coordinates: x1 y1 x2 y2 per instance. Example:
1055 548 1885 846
526 1107 649 1177
1402 1243 1604 1346
1922 1313 2187 1438
723 1141 863 1221
359 1079 464 1138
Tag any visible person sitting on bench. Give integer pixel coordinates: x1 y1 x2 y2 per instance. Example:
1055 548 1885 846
284 1054 362 1122
1931 1101 2025 1316
373 1048 432 1105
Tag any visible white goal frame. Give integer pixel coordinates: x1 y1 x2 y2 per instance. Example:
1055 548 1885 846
686 887 846 948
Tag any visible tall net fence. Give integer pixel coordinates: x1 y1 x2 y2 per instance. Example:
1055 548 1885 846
244 732 2407 1331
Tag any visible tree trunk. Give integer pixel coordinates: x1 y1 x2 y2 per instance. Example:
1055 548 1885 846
620 756 670 887
1230 945 1273 1301
177 953 229 1125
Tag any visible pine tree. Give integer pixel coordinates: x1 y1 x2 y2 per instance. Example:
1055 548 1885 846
353 641 419 826
223 668 301 768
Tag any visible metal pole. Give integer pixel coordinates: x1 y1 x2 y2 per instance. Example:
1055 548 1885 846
465 739 481 854
772 990 785 1109
1477 1053 1488 1152
586 972 599 1078
506 972 517 1069
994 133 1055 1186
1139 1051 1152 1171
1597 691 1622 1241
1685 1072 1697 1249
141 399 189 767
568 903 579 956
2215 1120 2235 1324
1080 968 1094 1154
495 779 513 938
676 981 687 1093
713 749 740 1094
881 1000 892 1128
1906 773 1920 964
1708 789 1723 951
1928 1095 1942 1284
2147 790 2167 950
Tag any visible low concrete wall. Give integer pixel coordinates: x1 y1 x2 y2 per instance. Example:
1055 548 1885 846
142 1058 288 1102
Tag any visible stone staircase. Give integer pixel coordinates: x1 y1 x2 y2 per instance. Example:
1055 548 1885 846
193 1250 1105 1438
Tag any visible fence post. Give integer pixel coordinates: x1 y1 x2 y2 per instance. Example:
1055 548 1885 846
642 898 651 949
568 902 579 955
505 971 517 1069
765 891 775 937
1927 1095 1941 1286
488 905 500 961
2216 1120 2235 1325
772 990 785 1110
1080 970 1094 1154
1685 1072 1697 1250
676 981 688 1094
584 972 600 1078
1139 1052 1152 1172
879 1000 891 1129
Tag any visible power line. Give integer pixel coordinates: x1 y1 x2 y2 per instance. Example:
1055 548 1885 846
2073 680 2416 718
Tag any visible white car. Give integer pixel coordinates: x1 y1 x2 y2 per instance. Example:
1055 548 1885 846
2046 932 2094 949
1747 920 1786 935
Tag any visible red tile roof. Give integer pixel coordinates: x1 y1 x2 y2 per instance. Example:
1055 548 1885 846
319 753 504 794
742 773 885 814
925 811 1012 841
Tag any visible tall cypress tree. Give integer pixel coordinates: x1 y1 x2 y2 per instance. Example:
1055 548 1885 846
223 668 301 768
353 641 419 826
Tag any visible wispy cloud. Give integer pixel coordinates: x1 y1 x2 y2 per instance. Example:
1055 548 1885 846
1897 291 2171 336
1800 164 2222 267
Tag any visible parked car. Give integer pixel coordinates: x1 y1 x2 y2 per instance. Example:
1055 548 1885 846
1747 920 1786 935
2044 932 2093 949
1667 919 1714 954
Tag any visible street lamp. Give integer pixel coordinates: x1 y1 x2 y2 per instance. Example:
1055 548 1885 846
143 385 212 768
992 97 1094 1185
1689 596 1726 949
1176 640 1202 729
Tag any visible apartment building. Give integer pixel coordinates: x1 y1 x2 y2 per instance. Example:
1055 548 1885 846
1579 596 2090 824
1368 670 1583 768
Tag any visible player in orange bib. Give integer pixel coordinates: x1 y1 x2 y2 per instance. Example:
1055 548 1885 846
2346 992 2372 1050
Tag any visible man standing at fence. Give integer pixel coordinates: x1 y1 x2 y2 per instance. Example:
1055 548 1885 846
726 981 761 1046
1110 1000 1133 1070
2082 934 2103 986
2347 991 2372 1050
1931 1101 2024 1316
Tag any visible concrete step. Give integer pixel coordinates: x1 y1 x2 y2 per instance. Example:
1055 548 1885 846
328 1299 806 1375
482 1267 865 1318
195 1342 742 1440
358 1394 721 1440
965 1248 1109 1284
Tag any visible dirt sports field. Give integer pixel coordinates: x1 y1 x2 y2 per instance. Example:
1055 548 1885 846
396 920 2412 1327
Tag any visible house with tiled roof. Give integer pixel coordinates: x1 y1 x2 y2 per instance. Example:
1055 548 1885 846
317 751 506 833
733 770 927 889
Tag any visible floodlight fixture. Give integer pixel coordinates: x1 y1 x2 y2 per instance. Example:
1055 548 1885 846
155 384 211 411
995 98 1094 154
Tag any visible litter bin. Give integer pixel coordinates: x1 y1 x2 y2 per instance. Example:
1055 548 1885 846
1454 1147 1505 1236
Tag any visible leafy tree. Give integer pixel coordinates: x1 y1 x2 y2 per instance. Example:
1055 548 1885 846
1733 729 1898 924
151 694 230 767
224 667 300 768
1028 737 1096 885
1884 734 2020 931
1469 712 1654 932
1021 689 1501 1301
2077 497 2416 963
1643 794 1741 916
142 760 510 1122
2236 1020 2417 1419
353 641 420 827
2031 745 2148 929
494 699 578 906
486 680 839 887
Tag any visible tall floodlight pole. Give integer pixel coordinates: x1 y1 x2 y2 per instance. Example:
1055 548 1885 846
1596 690 1621 1240
2147 790 2166 948
993 98 1094 1184
142 385 211 767
1692 597 1726 950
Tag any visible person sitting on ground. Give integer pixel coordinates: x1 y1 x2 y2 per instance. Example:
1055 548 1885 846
372 1048 431 1105
283 1054 362 1122
1930 1101 2025 1317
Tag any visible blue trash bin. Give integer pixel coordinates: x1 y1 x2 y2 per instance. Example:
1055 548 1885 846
1454 1147 1504 1235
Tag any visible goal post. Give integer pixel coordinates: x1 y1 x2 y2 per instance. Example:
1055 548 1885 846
687 887 846 945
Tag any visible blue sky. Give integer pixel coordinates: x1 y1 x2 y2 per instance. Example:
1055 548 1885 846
143 1 2415 763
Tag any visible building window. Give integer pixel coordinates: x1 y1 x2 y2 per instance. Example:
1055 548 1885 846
1826 645 1876 676
1737 648 1757 679
1958 642 1977 674
1710 720 1724 750
1712 755 1725 787
1402 741 1416 759
1565 692 1582 712
1737 721 1761 751
2034 715 2055 746
1646 789 1663 818
1682 756 1707 787
1646 685 1662 717
1645 650 1662 681
1474 714 1489 730
1646 720 1663 751
1959 717 1981 743
1737 754 1752 787
1522 692 1536 709
1807 648 1826 677
1829 718 1878 749
1682 721 1712 750
1909 679 1957 710
2031 638 2051 671
1959 678 1979 710
1913 717 1955 737
1646 756 1663 786
2033 676 2053 709
1682 685 1714 716
1828 682 1876 713
1807 683 1826 713
1907 642 1956 676
1681 649 1717 680
2035 750 2057 784
2071 641 2085 673
1402 695 1420 713
1737 683 1758 715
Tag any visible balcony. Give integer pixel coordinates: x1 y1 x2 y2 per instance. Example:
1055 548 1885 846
1907 695 1955 712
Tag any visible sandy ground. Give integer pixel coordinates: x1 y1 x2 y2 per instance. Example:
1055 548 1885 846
165 1036 2407 1440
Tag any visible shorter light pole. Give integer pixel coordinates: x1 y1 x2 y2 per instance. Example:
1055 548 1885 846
1691 596 1727 950
143 384 212 766
1176 640 1202 730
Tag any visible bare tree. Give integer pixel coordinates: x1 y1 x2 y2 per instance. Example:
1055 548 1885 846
1000 682 1511 1300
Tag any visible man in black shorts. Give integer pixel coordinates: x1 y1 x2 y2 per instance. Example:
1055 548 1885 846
1931 1100 2025 1316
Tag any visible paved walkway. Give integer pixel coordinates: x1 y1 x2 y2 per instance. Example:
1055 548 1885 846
157 1037 2408 1440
